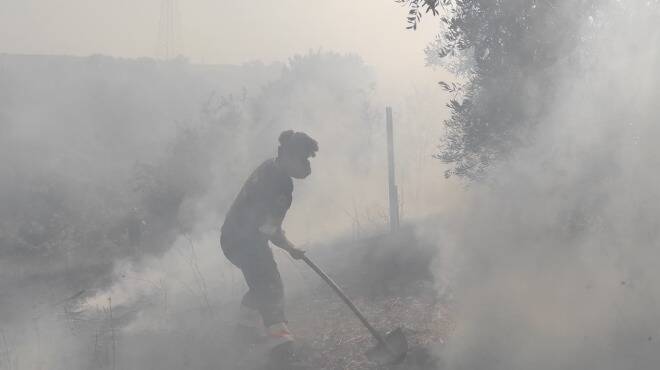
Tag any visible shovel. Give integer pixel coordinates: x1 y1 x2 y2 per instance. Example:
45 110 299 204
301 255 408 364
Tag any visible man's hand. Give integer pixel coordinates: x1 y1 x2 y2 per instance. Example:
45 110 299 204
287 247 306 260
265 226 305 259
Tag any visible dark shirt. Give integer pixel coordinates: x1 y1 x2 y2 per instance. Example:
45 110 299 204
221 159 293 242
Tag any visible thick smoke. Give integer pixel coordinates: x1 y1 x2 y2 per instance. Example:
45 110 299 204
432 2 660 369
0 51 449 369
0 55 283 369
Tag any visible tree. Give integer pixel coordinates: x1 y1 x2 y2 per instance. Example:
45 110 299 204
402 0 598 179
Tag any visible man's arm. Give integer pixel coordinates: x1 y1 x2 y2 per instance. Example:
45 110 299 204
258 222 305 260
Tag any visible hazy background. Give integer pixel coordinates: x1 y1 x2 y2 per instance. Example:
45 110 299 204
3 1 660 370
0 50 453 368
0 0 446 98
426 1 660 369
0 2 455 369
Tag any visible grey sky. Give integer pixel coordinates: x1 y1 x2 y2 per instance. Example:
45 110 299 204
0 0 446 94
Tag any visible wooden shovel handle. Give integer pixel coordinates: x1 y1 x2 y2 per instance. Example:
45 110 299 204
301 255 391 352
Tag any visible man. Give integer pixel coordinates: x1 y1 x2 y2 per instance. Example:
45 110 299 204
220 130 318 351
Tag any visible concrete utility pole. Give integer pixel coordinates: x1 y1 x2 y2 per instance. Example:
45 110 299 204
386 107 400 232
158 0 184 59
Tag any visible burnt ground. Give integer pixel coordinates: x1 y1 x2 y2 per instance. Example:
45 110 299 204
112 226 453 370
288 285 452 370
280 226 453 370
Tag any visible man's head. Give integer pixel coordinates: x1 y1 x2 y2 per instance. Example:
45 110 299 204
276 130 318 179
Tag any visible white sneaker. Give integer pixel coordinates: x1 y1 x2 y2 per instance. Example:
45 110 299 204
266 322 294 349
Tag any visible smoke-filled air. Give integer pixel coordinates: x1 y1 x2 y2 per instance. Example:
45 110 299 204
1 1 659 369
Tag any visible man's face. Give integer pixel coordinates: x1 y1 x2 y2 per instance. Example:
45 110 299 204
285 155 312 179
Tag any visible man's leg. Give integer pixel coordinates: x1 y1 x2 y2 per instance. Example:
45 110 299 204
238 246 292 348
220 237 265 343
236 299 263 342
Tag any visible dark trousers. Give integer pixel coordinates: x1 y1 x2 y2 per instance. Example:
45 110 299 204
220 233 286 327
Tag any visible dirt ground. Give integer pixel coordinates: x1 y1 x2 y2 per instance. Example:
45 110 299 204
276 227 454 370
288 282 453 370
113 227 454 370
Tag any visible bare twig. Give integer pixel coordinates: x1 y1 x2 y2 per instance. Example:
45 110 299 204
184 234 212 312
108 297 116 370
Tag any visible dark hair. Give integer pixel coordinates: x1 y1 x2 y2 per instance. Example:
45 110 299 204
277 130 318 159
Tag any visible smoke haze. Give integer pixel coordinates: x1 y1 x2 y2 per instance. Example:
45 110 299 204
2 1 660 370
0 50 451 369
431 2 660 369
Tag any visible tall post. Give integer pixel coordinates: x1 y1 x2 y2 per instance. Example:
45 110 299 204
158 0 183 59
386 107 400 232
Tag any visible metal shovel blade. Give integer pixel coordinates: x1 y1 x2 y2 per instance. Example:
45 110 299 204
365 327 408 365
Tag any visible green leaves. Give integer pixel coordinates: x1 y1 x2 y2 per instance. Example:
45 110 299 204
397 0 442 30
403 0 599 180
